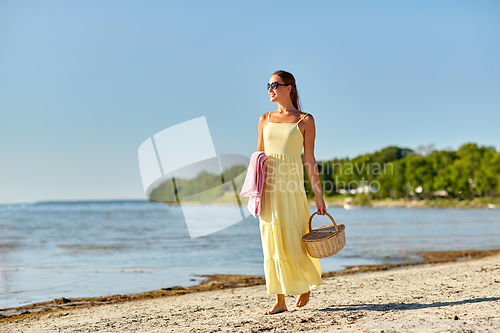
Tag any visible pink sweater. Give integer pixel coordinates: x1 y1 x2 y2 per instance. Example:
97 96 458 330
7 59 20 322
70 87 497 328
239 151 267 217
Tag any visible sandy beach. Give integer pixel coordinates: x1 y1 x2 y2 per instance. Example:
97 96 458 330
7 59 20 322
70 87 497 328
2 251 500 333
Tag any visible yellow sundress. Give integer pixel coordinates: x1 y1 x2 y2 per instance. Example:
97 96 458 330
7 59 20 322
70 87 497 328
259 111 324 295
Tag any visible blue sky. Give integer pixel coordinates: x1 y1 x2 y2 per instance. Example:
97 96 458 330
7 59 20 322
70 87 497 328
1 1 499 204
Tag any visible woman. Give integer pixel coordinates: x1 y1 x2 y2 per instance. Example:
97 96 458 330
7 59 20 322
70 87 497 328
257 70 327 315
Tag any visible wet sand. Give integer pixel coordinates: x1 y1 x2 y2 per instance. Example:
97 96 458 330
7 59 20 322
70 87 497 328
2 249 500 332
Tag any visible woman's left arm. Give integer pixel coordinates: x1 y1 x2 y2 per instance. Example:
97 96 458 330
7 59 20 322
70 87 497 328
302 114 327 215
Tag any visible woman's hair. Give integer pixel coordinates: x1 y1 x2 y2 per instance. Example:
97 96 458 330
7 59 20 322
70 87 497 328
272 70 302 111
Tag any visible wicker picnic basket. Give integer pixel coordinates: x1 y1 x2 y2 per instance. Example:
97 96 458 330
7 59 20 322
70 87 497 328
302 212 346 258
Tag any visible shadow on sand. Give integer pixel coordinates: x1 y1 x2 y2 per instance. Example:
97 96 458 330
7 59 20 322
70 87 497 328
316 297 500 312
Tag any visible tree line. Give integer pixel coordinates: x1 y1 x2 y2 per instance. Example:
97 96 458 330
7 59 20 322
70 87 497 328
305 143 500 200
150 142 499 203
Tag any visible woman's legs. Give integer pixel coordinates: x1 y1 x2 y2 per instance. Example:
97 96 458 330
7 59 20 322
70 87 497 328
264 294 287 315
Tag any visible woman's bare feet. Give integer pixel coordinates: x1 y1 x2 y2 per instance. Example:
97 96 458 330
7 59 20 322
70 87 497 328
264 294 288 315
263 302 288 315
295 290 310 307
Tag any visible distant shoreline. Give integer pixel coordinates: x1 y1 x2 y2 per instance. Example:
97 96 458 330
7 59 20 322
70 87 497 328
157 196 500 209
2 197 499 209
167 195 500 209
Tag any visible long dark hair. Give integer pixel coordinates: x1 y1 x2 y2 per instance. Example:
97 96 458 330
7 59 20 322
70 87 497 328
272 70 302 111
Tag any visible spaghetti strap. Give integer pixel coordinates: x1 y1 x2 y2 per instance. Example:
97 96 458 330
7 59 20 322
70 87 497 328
268 112 271 122
296 113 308 125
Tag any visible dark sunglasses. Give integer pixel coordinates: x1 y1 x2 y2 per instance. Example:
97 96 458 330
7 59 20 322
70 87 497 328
267 82 290 91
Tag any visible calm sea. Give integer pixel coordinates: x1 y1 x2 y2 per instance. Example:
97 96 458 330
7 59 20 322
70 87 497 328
1 200 499 309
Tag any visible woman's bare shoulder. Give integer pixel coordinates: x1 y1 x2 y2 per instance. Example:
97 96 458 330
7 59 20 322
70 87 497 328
302 112 314 123
258 112 270 125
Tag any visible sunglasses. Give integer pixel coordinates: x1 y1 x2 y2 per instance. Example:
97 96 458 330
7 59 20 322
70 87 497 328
267 82 290 91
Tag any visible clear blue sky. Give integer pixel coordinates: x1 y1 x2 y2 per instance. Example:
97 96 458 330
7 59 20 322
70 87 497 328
1 1 499 204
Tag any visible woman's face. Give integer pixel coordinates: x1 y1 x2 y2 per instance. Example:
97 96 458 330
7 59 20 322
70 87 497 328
268 75 290 103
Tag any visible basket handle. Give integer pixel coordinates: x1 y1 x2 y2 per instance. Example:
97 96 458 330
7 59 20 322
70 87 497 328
308 211 339 233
